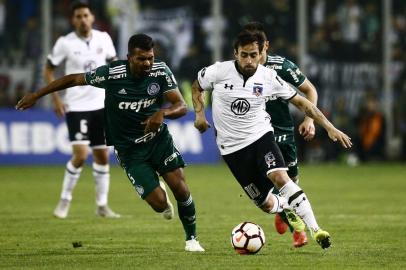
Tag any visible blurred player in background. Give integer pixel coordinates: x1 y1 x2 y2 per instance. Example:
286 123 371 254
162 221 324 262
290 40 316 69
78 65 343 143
44 1 120 218
243 21 319 247
17 33 205 252
193 30 352 249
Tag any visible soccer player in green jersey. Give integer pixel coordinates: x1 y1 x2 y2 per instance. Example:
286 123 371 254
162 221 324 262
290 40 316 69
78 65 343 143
243 21 318 248
16 34 205 252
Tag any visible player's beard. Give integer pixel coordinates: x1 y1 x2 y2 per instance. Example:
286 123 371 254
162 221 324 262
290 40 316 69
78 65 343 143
242 65 256 77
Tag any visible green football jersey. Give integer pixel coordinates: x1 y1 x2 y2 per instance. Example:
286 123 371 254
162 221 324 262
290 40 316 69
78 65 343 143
264 54 306 131
84 59 178 150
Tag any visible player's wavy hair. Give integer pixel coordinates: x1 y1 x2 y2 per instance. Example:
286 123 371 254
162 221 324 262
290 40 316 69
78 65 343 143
243 21 268 41
233 30 265 53
128 34 155 54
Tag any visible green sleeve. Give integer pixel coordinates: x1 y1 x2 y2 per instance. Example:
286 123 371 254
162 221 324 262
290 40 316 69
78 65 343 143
278 59 306 88
84 65 109 88
161 64 178 92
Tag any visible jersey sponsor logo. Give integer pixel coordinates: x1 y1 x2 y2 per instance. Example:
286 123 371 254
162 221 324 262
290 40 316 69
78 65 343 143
224 84 234 90
252 83 263 96
287 68 300 83
90 76 106 84
266 64 282 70
244 183 260 200
164 151 180 166
118 98 157 112
108 73 127 80
149 70 166 77
231 98 250 115
264 152 276 168
147 83 160 95
134 130 159 144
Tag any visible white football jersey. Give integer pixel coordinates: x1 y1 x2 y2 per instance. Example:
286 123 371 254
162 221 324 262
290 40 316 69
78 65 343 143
48 29 116 112
198 60 297 155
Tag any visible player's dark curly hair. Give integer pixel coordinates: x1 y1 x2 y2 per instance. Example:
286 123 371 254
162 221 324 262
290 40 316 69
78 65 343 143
128 34 154 54
233 30 265 53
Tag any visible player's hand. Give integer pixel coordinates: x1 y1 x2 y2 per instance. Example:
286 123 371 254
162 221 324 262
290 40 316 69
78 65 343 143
142 110 164 134
15 93 38 110
194 117 211 133
328 128 352 149
299 117 315 141
52 96 66 118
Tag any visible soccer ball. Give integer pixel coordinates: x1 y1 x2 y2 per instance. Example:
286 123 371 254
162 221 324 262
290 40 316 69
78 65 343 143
231 222 266 254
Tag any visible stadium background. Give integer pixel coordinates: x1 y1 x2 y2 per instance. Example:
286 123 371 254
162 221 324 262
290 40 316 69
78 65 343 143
1 0 406 165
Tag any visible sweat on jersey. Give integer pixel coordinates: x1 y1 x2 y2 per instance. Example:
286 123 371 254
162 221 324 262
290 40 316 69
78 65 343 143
47 29 116 112
84 60 178 150
197 60 297 155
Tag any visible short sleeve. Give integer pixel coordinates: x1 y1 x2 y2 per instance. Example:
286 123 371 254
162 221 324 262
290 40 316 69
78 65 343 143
103 32 117 60
197 63 217 91
84 65 109 88
268 70 297 100
279 59 306 88
47 37 67 67
161 64 178 92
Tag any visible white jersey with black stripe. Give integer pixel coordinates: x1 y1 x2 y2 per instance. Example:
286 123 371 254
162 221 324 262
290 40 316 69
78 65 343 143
197 60 297 155
48 29 116 112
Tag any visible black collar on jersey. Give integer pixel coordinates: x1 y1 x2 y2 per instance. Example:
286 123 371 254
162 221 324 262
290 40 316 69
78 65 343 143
234 60 255 87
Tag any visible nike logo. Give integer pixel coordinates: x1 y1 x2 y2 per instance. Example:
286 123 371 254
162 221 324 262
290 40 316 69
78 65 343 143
235 233 244 243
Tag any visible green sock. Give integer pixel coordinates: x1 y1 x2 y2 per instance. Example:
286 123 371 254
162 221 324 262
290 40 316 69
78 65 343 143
177 195 197 240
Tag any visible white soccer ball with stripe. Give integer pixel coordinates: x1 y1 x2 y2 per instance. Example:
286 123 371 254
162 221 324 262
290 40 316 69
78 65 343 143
231 222 265 254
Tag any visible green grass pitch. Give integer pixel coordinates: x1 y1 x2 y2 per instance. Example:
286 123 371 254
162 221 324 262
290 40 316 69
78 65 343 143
0 163 405 269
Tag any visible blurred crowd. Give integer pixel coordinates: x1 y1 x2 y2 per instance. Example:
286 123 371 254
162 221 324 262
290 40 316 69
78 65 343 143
0 0 405 161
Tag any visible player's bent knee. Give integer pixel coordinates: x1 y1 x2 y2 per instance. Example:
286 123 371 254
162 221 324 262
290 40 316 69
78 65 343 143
145 187 169 213
269 170 290 187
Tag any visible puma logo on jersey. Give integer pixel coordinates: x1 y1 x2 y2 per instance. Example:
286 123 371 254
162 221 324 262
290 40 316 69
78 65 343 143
118 98 157 112
118 89 127 95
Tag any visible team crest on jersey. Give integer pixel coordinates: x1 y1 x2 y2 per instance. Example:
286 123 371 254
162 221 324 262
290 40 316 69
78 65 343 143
147 83 160 95
252 83 263 96
135 185 144 196
264 152 276 168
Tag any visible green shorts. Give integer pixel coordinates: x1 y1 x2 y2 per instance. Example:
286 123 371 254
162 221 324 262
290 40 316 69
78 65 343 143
274 129 298 179
115 126 185 199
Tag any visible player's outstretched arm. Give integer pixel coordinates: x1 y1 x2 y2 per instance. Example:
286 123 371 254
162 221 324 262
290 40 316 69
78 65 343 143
16 73 87 110
192 80 210 133
289 94 352 148
297 79 318 141
143 88 187 134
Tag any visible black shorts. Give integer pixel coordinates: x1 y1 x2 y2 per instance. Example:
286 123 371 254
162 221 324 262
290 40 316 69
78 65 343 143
65 109 106 147
222 132 287 206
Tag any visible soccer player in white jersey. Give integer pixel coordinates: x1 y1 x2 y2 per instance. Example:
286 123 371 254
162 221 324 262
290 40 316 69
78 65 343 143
192 31 352 249
44 1 121 218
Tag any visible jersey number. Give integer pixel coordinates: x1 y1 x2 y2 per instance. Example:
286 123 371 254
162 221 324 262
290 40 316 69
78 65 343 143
276 134 287 142
80 120 88 134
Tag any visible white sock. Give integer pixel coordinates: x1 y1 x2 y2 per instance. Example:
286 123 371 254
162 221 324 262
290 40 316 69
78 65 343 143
93 163 110 206
60 161 82 201
267 193 288 214
279 180 320 232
